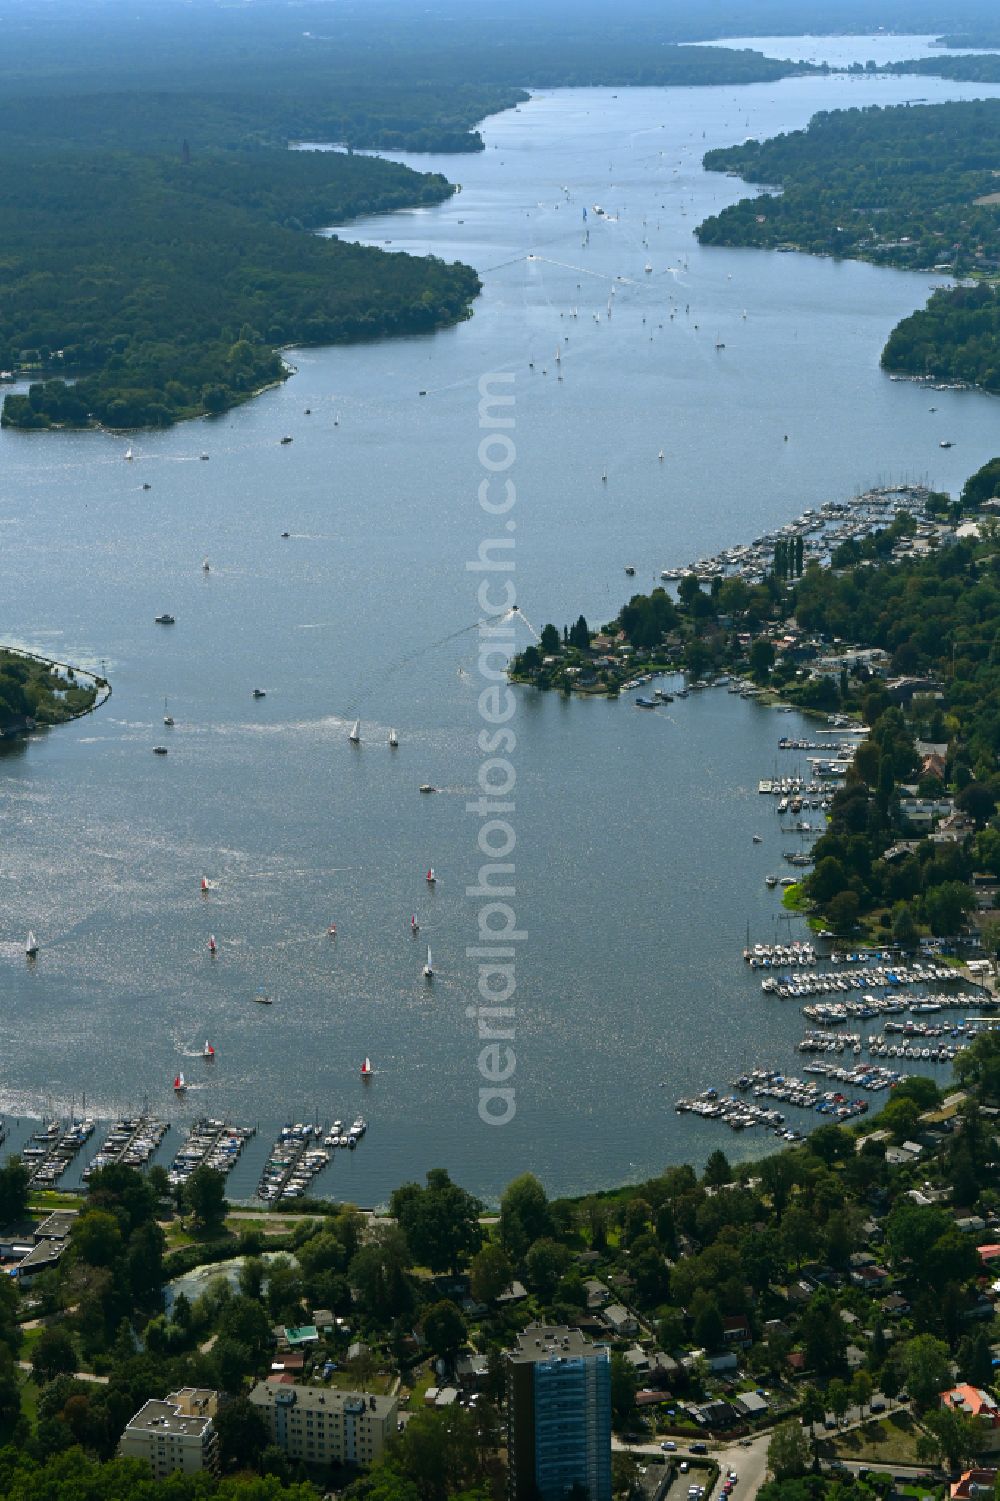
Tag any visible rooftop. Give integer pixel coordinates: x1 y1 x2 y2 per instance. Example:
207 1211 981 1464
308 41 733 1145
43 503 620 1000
509 1323 608 1366
249 1382 397 1419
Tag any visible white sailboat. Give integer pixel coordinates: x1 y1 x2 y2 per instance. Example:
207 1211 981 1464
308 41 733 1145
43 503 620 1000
348 719 361 744
163 697 174 727
388 728 398 747
423 946 434 978
124 447 133 461
25 930 39 958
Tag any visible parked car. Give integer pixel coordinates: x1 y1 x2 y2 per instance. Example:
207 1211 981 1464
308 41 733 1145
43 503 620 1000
661 1441 677 1451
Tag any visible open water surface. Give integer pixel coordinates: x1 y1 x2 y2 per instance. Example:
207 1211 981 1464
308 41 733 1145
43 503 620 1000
2 42 999 1201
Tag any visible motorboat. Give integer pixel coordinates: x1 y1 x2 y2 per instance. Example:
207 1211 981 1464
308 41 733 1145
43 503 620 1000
154 613 175 625
252 688 266 699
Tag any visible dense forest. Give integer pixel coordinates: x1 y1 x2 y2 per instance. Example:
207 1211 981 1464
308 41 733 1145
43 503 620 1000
0 151 479 431
888 52 1000 84
882 283 1000 393
698 100 1000 274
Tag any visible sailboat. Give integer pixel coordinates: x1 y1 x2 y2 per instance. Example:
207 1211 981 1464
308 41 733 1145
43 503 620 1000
208 934 217 955
411 915 419 933
423 946 434 979
25 931 39 958
124 447 133 461
361 1056 373 1079
202 558 211 572
173 1072 187 1093
200 876 209 893
426 868 437 884
348 719 361 744
203 1041 215 1061
388 728 398 747
163 697 174 727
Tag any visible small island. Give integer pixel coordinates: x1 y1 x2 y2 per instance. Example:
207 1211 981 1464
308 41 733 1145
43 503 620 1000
0 648 103 738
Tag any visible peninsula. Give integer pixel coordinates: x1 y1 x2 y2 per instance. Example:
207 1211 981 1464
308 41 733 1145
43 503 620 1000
697 99 1000 394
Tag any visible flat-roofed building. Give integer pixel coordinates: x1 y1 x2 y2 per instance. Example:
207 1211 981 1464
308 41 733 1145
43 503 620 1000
507 1324 611 1501
119 1388 220 1478
248 1382 397 1469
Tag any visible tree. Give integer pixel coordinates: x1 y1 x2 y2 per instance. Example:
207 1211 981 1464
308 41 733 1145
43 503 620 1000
901 1334 952 1409
0 1159 30 1225
469 1242 512 1305
828 1378 851 1426
389 1169 483 1275
539 623 560 654
892 901 919 948
610 1351 637 1428
30 1327 77 1384
691 1289 724 1351
525 1238 571 1301
703 1149 733 1187
851 1369 873 1417
183 1165 227 1233
749 639 775 681
72 1210 123 1268
422 1300 466 1364
215 1394 268 1470
499 1174 550 1262
349 1224 413 1320
767 1420 811 1481
924 879 975 937
921 1404 984 1470
612 1450 640 1499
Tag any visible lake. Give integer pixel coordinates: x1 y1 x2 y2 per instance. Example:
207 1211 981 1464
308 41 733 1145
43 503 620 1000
1 41 998 1204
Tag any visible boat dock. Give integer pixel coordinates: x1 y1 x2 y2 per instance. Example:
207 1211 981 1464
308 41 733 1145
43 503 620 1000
83 1113 168 1179
166 1118 256 1191
22 1116 95 1188
257 1114 368 1202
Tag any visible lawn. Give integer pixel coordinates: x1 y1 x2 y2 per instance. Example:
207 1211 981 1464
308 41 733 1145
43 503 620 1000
829 1413 925 1465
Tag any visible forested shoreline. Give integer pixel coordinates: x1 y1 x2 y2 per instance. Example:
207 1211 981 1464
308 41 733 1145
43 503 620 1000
0 151 480 432
697 100 1000 395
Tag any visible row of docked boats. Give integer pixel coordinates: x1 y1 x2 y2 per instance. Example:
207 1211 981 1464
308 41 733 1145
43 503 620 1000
21 1117 96 1187
83 1114 169 1179
674 1090 801 1139
744 940 818 966
764 961 962 996
166 1118 255 1190
802 991 988 1024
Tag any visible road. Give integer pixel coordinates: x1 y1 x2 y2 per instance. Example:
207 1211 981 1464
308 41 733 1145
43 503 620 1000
17 1361 108 1385
613 1434 771 1501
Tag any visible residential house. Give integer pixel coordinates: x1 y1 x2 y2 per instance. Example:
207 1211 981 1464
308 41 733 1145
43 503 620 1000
940 1386 1000 1452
